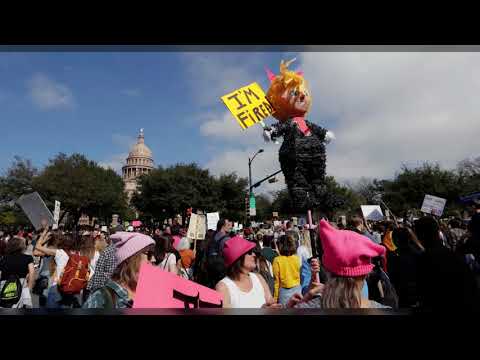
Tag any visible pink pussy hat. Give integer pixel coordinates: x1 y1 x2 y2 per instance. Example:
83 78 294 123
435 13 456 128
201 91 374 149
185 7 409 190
223 235 256 268
318 219 385 277
110 231 155 266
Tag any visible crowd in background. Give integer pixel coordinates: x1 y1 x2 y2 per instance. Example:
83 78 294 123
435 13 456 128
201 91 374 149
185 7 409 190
1 201 480 311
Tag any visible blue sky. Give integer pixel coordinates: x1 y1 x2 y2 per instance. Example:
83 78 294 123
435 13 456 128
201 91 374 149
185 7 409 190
2 50 480 195
0 52 294 179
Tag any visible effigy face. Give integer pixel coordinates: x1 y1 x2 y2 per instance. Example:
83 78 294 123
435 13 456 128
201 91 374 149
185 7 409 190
266 59 312 122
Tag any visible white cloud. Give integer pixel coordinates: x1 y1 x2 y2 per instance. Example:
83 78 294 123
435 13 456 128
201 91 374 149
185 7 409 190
28 73 75 110
99 133 138 175
205 145 286 199
98 153 127 174
121 88 141 97
297 52 480 180
181 53 267 107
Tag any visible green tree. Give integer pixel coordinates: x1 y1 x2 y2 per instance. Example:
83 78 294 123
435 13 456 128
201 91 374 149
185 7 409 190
133 164 249 224
33 153 128 226
0 156 37 202
253 194 273 222
216 173 248 222
133 163 219 222
381 162 461 216
0 157 37 227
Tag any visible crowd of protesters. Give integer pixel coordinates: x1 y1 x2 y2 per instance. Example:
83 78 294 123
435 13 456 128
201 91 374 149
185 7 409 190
1 200 480 311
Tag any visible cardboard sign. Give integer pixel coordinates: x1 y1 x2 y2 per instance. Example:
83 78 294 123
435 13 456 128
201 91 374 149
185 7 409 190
132 220 142 228
52 200 61 230
187 213 206 240
361 205 384 221
16 192 54 231
221 82 275 130
421 194 447 217
133 263 223 308
206 212 220 231
272 212 279 218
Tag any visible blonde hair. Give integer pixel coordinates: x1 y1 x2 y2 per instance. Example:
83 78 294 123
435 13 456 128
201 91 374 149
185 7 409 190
321 275 365 309
112 252 143 292
266 58 311 122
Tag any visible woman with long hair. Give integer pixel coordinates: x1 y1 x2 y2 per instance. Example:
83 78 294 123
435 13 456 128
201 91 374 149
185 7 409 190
387 226 424 308
153 235 178 274
215 236 280 308
288 220 389 309
84 232 155 308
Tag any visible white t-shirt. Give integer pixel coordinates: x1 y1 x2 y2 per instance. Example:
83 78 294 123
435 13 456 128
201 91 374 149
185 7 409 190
220 273 266 308
158 253 177 272
53 249 100 285
297 245 311 263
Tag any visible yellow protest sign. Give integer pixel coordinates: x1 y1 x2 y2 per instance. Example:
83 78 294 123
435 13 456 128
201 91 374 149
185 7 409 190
221 82 275 130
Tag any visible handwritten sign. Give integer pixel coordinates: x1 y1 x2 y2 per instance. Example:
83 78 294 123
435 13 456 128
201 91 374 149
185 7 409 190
361 205 384 221
133 263 223 308
221 82 274 130
52 200 61 230
421 194 447 217
207 212 220 231
16 192 54 231
187 213 206 240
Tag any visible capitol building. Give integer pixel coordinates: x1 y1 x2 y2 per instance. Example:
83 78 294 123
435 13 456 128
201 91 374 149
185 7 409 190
122 129 155 200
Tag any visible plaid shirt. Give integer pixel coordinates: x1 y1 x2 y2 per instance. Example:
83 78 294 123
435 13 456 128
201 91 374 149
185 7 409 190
86 243 117 292
83 279 131 309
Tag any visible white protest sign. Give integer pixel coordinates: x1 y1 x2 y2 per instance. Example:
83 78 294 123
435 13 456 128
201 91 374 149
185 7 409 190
52 200 61 230
421 194 447 217
207 212 220 231
234 222 239 231
273 221 281 227
361 205 384 221
16 192 54 231
187 213 207 240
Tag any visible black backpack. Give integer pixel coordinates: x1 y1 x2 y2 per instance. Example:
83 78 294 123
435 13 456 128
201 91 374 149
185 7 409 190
367 258 399 309
0 275 23 308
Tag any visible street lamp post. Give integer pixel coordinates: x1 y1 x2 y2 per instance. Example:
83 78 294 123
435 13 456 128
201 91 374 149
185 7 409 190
248 149 264 197
247 149 264 221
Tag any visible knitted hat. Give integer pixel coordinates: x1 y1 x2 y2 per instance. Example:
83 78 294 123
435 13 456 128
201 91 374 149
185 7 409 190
223 235 256 268
110 231 155 266
318 219 385 277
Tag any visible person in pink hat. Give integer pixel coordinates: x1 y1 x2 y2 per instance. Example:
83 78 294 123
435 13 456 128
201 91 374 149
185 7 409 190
83 232 155 309
287 219 390 309
215 236 281 308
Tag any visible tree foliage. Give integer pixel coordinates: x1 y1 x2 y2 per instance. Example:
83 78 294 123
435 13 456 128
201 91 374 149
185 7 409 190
132 164 249 223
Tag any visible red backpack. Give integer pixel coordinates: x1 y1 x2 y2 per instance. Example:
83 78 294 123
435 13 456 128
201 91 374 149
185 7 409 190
58 252 90 295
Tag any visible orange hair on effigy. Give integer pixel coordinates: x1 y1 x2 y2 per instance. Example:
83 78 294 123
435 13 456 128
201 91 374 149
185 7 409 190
265 58 311 122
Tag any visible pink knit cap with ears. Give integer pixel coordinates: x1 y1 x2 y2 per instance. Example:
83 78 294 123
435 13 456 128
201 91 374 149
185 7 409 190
318 219 385 277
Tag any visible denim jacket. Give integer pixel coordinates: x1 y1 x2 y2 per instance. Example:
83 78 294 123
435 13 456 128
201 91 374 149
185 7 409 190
83 279 132 309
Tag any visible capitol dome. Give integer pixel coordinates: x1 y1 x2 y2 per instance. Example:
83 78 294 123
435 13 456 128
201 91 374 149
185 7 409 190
128 133 153 158
122 129 155 200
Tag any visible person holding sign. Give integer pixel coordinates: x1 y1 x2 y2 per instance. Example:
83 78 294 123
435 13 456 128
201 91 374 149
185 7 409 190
215 236 280 308
262 59 336 211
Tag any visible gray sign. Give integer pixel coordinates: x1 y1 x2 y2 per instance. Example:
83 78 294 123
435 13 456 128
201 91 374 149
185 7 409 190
16 192 54 230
